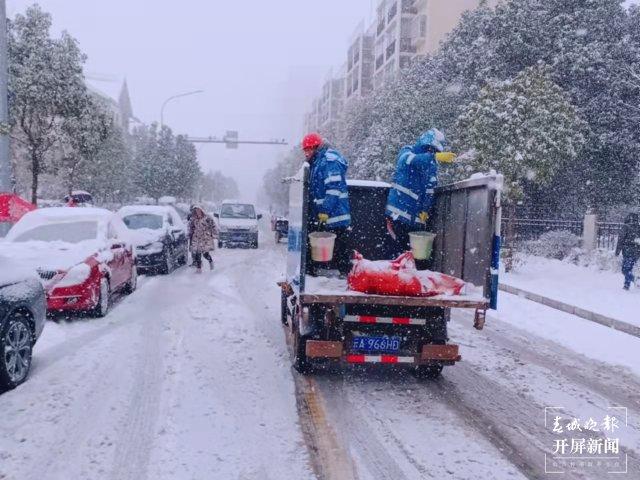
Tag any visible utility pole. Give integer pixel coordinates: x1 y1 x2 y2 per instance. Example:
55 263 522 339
0 0 11 193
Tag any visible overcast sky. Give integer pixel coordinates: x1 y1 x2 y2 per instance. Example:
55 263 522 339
7 0 374 201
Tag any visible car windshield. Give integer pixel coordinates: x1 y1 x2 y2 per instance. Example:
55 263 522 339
122 213 164 230
12 221 98 243
220 204 255 219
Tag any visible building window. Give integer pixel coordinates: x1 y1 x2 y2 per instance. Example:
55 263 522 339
399 55 412 69
386 39 396 60
387 1 397 22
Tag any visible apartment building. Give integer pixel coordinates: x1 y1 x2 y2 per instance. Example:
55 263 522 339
304 99 320 134
373 0 422 89
372 0 497 88
303 0 497 129
345 23 376 102
414 0 498 56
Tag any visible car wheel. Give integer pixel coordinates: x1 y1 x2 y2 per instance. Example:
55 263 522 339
123 265 137 294
292 311 311 374
218 241 223 249
280 290 289 326
252 240 259 249
160 250 172 275
93 277 111 318
0 312 33 390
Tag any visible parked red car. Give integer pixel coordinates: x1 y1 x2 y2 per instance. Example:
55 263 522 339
2 207 137 317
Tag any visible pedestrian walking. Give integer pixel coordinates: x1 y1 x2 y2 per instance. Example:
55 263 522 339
189 206 218 273
615 212 640 290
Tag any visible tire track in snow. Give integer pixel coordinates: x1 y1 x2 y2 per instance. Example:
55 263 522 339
455 310 640 414
313 374 413 480
295 376 359 480
428 362 633 480
12 317 142 480
109 302 165 480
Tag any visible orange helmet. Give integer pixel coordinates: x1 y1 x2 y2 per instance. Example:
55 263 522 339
302 133 322 150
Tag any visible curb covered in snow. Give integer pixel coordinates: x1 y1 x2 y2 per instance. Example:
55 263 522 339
498 283 640 339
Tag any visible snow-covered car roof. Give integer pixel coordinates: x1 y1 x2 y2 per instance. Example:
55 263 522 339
117 205 174 217
1 207 131 272
6 207 115 239
117 205 185 228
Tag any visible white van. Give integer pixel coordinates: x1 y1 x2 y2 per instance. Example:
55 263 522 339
214 200 262 249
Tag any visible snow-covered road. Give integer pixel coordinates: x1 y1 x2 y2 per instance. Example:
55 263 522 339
0 247 313 480
1 243 638 479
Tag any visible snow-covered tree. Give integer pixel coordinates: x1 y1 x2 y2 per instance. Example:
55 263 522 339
437 0 640 211
8 5 88 204
174 135 202 199
199 171 240 204
457 65 586 202
262 147 303 213
131 124 202 201
56 94 111 195
456 65 586 269
78 123 134 203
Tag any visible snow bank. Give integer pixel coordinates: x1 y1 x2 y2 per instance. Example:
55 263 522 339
503 255 639 327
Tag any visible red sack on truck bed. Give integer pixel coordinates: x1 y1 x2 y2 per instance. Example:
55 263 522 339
347 251 465 297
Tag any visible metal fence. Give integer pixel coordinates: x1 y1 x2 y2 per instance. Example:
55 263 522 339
597 222 624 251
501 218 584 246
501 217 624 251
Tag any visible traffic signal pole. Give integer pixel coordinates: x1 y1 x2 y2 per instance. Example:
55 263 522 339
186 135 288 148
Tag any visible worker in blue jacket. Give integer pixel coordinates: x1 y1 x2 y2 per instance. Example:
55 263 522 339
302 133 352 275
386 129 456 256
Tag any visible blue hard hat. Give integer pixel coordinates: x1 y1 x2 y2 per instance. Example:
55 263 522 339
417 128 447 152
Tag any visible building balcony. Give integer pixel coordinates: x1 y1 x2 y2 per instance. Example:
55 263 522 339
399 37 417 53
401 0 418 14
377 19 386 36
375 53 385 70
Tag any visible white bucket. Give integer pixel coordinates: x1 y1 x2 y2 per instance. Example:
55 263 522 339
409 231 436 260
309 232 337 262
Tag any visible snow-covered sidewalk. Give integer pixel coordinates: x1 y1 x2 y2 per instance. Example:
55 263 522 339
501 256 639 327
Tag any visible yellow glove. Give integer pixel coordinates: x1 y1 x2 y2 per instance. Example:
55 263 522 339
418 212 429 223
318 213 329 224
435 152 457 163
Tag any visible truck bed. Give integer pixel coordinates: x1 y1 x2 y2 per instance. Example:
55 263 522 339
301 275 488 309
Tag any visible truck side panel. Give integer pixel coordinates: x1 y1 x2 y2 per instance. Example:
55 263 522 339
286 165 310 293
431 176 501 300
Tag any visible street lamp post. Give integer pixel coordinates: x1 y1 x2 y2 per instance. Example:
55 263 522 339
0 0 12 193
160 90 203 128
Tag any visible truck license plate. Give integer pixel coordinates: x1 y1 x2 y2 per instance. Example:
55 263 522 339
351 336 400 353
